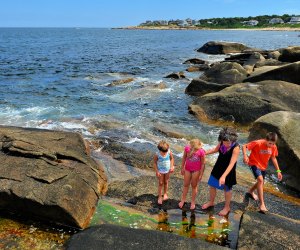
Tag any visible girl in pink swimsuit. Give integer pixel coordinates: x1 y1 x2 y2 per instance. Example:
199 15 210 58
179 139 206 210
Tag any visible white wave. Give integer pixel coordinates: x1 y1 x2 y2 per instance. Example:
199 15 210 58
124 137 153 144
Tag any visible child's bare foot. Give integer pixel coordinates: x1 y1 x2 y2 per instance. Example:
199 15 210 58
190 202 196 210
246 192 258 201
201 202 214 210
163 194 168 201
178 201 185 209
259 205 268 213
218 208 230 216
158 196 163 205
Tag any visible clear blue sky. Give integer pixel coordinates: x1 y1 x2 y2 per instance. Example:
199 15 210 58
1 0 299 28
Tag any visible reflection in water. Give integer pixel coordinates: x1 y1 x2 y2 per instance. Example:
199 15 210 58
156 210 172 233
91 199 238 248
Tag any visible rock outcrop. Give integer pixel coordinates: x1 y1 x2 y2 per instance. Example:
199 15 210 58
66 224 224 250
244 61 300 85
248 111 300 192
188 81 300 125
238 211 300 250
197 41 252 55
0 126 107 229
199 62 248 84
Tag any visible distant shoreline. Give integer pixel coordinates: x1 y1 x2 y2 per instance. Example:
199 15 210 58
115 26 300 32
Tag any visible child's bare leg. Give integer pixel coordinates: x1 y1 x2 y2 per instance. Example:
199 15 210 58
163 173 170 200
202 187 216 209
190 171 201 209
179 171 192 208
157 174 164 204
256 176 267 211
248 182 258 200
219 190 232 216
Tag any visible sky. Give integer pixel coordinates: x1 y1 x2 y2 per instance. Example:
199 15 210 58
0 0 299 28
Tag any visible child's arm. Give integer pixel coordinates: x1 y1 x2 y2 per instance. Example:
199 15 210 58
153 154 161 177
219 146 240 186
205 142 221 155
170 151 174 173
242 144 249 164
198 155 206 182
181 150 187 176
271 156 282 181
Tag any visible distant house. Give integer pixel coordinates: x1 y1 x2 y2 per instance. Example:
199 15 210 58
185 18 193 25
242 20 259 26
269 18 284 24
158 20 168 26
178 20 189 27
289 16 300 24
192 20 201 25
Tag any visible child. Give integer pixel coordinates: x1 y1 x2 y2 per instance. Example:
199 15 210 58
178 139 205 210
202 127 240 216
242 132 282 213
153 140 174 205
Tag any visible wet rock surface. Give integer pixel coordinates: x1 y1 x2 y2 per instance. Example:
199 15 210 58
0 126 107 229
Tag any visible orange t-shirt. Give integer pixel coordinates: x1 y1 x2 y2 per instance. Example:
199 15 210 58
246 139 278 170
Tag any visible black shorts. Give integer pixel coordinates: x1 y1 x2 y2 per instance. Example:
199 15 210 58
250 165 266 179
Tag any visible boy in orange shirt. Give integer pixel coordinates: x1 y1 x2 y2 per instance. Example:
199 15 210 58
242 132 282 213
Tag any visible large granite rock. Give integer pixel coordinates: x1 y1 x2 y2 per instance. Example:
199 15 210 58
185 79 231 96
0 126 107 229
244 61 300 85
278 46 300 62
188 81 300 125
248 111 300 192
238 211 300 250
66 224 224 250
199 62 248 84
197 41 252 55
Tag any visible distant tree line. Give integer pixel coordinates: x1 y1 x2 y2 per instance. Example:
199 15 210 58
139 14 300 28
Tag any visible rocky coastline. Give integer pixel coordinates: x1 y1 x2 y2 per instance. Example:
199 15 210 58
1 40 300 249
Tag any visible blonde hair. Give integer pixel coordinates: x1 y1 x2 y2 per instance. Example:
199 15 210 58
157 140 169 152
188 139 202 158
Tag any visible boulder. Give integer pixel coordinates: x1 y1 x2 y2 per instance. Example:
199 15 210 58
0 126 107 229
248 111 300 192
254 59 286 68
244 61 300 85
165 72 186 79
188 81 300 125
200 62 248 84
107 77 134 87
185 79 231 96
238 211 300 249
278 46 300 62
197 41 252 55
66 224 224 250
183 58 208 64
186 64 210 72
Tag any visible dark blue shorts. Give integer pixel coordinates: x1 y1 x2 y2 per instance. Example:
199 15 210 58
250 165 266 179
207 175 232 192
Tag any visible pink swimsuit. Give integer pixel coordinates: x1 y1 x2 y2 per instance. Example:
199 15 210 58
184 145 205 172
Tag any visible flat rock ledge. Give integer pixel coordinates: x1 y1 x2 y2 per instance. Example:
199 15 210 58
66 224 224 250
0 126 107 229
